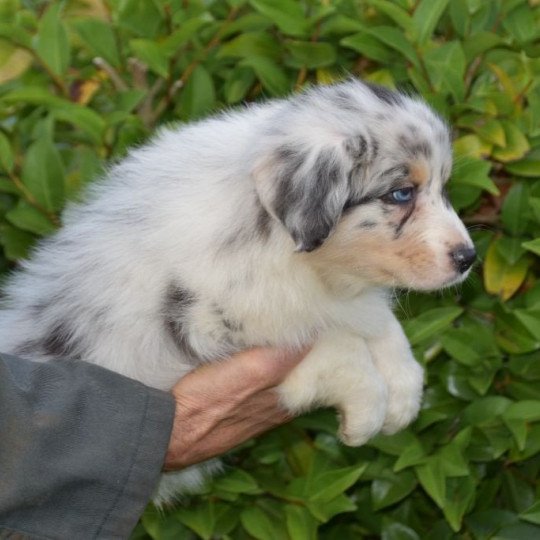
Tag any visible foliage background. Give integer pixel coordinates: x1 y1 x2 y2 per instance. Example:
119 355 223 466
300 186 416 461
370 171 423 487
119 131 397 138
1 0 540 538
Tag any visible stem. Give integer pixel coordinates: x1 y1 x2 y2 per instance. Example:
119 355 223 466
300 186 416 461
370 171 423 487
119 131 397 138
295 68 308 90
151 5 240 122
94 57 129 92
180 7 240 84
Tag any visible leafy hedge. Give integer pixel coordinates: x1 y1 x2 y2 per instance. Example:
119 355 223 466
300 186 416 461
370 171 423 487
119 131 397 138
1 0 540 538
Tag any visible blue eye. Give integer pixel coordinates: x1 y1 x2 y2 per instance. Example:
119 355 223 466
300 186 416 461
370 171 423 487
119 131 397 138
388 187 415 204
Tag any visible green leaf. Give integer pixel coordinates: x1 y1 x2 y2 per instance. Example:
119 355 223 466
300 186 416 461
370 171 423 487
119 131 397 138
368 0 414 35
240 506 284 540
218 32 280 60
522 238 540 256
382 522 420 540
438 429 471 477
502 4 537 44
285 41 337 68
484 241 529 301
506 160 540 178
453 134 486 159
367 26 420 68
1 86 65 107
305 493 356 522
240 56 289 96
443 476 476 532
0 223 35 260
320 14 366 37
412 0 450 44
513 310 540 340
212 469 262 494
503 401 540 423
370 430 419 456
141 506 191 540
521 501 540 526
224 66 256 104
505 417 528 451
372 471 417 510
130 39 169 78
72 18 121 67
0 40 32 83
464 396 512 425
465 510 520 539
424 41 466 101
441 321 499 366
475 118 506 147
402 307 463 346
451 157 499 196
0 178 20 195
394 437 427 471
161 15 214 55
462 31 503 61
117 0 164 38
0 131 14 173
175 503 215 540
249 0 309 37
309 464 367 502
492 122 531 163
0 22 32 49
177 65 216 120
5 201 56 236
285 505 318 540
496 307 540 354
213 502 240 537
495 521 540 539
21 137 65 212
505 146 540 177
501 183 530 235
495 236 527 266
52 104 105 144
1 87 105 144
416 457 446 508
340 32 394 63
33 3 70 76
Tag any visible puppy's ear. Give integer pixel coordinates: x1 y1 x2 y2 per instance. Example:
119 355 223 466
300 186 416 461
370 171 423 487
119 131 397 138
253 143 352 252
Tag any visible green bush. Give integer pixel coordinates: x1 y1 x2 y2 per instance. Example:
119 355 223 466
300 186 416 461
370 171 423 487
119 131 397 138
1 0 540 538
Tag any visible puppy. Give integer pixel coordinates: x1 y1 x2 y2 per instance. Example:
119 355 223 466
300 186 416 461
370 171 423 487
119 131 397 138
0 79 475 503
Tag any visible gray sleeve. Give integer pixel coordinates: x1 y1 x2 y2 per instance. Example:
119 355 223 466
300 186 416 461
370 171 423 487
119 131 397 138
0 353 175 540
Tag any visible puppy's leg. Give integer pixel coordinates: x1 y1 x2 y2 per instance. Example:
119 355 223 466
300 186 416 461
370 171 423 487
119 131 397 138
278 330 388 446
365 312 424 434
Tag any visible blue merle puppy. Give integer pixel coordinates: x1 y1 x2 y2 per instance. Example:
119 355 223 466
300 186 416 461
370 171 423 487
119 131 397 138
0 79 475 502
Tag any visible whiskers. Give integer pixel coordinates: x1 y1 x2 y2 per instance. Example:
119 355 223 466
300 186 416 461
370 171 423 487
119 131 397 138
392 286 412 319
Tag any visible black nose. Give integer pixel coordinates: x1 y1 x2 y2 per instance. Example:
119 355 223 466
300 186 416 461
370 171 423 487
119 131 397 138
451 245 476 274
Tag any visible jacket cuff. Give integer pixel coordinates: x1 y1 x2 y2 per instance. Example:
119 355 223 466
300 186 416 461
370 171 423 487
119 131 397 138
96 386 175 538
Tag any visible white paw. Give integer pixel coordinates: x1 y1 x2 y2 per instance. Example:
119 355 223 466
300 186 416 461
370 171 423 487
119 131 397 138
278 329 394 448
365 315 425 436
381 358 424 435
338 394 387 446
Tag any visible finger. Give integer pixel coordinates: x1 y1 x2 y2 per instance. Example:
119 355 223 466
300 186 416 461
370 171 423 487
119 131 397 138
233 346 312 389
172 346 311 402
218 388 293 428
166 391 294 469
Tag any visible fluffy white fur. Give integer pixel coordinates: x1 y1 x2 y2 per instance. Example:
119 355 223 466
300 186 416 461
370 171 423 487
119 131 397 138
0 79 474 503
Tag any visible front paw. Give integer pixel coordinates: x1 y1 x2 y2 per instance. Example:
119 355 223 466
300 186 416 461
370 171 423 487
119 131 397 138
365 316 425 436
381 356 424 435
278 341 389 447
338 387 388 446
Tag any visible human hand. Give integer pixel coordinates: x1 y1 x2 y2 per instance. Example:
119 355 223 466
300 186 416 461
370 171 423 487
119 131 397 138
163 347 308 470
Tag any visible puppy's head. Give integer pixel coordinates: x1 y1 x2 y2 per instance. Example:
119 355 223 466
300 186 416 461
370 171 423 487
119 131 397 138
253 80 475 291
